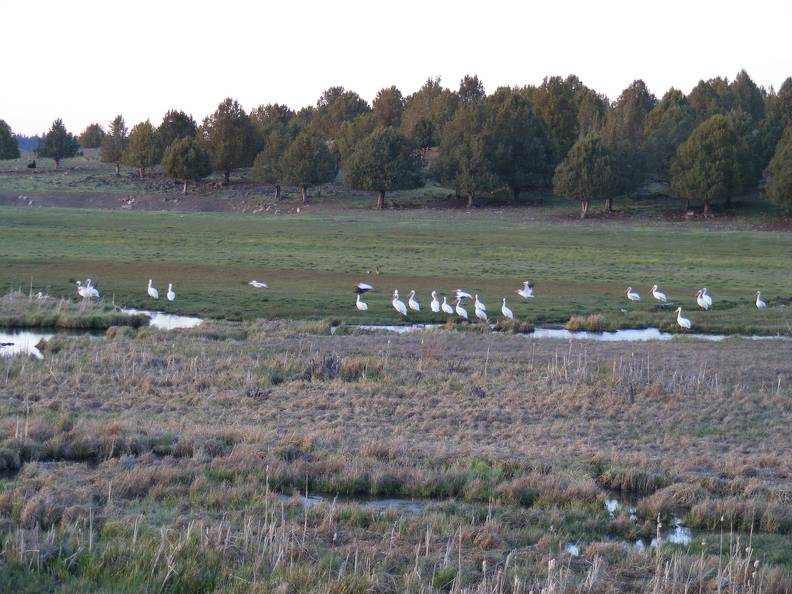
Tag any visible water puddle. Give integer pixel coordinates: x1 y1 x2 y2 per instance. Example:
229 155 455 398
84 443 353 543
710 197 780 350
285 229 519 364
0 329 53 360
120 309 203 330
275 492 427 514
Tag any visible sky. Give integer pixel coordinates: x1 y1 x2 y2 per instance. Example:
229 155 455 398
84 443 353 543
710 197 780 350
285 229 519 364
2 0 791 135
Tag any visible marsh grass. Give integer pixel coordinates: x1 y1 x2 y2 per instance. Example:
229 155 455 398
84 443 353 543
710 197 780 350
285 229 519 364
0 290 148 329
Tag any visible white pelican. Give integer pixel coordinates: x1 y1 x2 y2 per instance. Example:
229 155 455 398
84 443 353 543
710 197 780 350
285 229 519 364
650 285 667 303
355 282 373 294
356 294 368 311
755 291 767 309
167 283 176 302
501 298 514 320
474 295 487 311
441 296 454 315
85 279 100 299
675 307 691 331
147 279 159 300
625 287 641 302
516 281 534 300
455 297 468 320
696 289 710 310
392 290 407 317
702 288 713 309
455 289 473 300
76 281 90 299
430 291 441 313
407 290 420 312
475 304 488 322
248 280 269 289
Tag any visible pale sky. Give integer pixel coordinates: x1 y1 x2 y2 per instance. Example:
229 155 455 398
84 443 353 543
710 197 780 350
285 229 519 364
2 0 790 135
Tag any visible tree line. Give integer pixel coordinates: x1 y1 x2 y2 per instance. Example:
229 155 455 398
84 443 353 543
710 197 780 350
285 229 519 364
1 70 791 213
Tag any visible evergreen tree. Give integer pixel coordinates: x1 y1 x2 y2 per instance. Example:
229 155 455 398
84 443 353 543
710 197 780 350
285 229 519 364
458 74 485 104
401 76 459 145
552 133 622 218
123 120 162 178
36 119 79 168
730 70 765 122
199 98 257 182
725 108 762 200
671 114 741 214
78 123 105 149
344 127 423 209
765 126 792 209
158 110 197 149
0 120 20 160
643 89 696 179
688 77 733 123
334 113 377 162
251 128 291 199
280 131 338 203
315 86 370 139
373 86 404 128
250 103 295 155
162 137 211 193
100 115 127 175
533 76 579 162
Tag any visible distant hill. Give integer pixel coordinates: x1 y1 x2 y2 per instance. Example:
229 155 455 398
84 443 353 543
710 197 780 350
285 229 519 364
17 135 41 152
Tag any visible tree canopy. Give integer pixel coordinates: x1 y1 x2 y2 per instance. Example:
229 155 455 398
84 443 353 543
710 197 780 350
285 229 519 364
123 120 162 178
250 127 292 199
552 133 622 218
343 127 423 208
314 86 370 139
643 89 696 179
373 86 404 128
78 123 105 149
531 76 579 163
458 75 485 105
671 114 741 213
99 115 128 175
280 131 338 203
162 136 211 193
36 119 79 168
0 120 20 160
199 98 257 182
158 110 197 149
764 126 792 209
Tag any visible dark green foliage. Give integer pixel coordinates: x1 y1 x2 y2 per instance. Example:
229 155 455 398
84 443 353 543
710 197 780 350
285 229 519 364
335 112 378 163
343 127 423 208
410 117 435 152
250 103 295 155
251 128 291 198
162 137 211 193
122 120 162 178
765 126 792 209
575 86 609 138
315 86 370 139
372 86 404 128
158 110 197 149
199 98 257 182
99 115 127 175
552 133 622 217
730 69 765 122
281 131 338 203
725 108 762 196
643 89 696 179
532 76 579 162
485 89 554 199
688 77 733 123
0 119 20 159
401 77 459 146
458 74 485 104
757 78 792 171
78 123 105 149
36 118 79 168
671 114 742 213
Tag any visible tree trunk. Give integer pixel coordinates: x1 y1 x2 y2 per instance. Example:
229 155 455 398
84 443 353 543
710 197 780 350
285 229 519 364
703 200 711 216
580 200 589 219
467 193 475 208
274 184 281 200
182 180 188 195
603 197 612 213
300 184 308 204
114 163 120 176
683 197 690 212
376 190 385 209
138 167 144 179
54 158 60 170
512 187 520 202
224 170 230 184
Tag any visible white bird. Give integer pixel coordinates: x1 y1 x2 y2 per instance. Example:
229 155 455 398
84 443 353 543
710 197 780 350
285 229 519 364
516 281 534 300
407 290 420 312
392 290 407 317
650 285 667 303
356 294 368 311
625 287 641 302
430 291 441 313
696 289 710 310
147 279 159 300
355 282 373 294
167 283 176 302
755 291 767 309
702 288 713 309
501 298 514 320
455 289 473 300
675 307 691 331
75 281 90 299
475 304 488 322
455 297 468 320
248 280 269 289
474 294 487 311
85 279 100 299
441 296 454 315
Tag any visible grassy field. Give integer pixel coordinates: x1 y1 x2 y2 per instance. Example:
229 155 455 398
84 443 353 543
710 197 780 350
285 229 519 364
1 204 791 333
1 322 791 591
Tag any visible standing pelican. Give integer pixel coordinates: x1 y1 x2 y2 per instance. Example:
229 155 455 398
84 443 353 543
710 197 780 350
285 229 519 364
475 304 488 322
147 279 159 300
516 281 534 300
474 295 487 311
441 296 454 315
755 291 767 309
407 290 421 312
392 290 407 317
85 279 100 299
76 281 90 299
501 298 514 320
696 289 710 310
455 297 468 320
430 291 441 313
675 307 691 331
356 294 368 311
625 287 641 302
167 283 176 302
650 285 667 303
702 288 713 309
